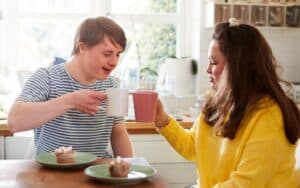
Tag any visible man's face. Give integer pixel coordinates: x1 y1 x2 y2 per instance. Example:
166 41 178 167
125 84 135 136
80 36 123 81
207 40 226 89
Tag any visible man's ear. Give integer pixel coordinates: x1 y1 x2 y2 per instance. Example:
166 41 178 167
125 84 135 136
78 42 87 54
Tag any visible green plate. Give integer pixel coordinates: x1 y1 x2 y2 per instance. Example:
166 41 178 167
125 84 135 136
84 164 156 184
34 152 97 169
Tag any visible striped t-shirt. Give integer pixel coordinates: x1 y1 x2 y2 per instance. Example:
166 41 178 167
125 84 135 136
17 64 124 157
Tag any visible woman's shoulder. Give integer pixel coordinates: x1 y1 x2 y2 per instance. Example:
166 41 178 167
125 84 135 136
246 96 284 135
250 96 281 115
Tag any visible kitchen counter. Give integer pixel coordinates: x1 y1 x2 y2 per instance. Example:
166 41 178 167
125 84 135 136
1 103 299 136
0 120 13 136
125 121 193 134
0 119 193 136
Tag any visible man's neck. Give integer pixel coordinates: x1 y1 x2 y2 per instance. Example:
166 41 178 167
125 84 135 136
65 57 97 85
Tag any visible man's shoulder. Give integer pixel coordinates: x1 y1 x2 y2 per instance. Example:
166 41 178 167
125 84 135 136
96 76 119 88
47 64 65 74
33 64 64 76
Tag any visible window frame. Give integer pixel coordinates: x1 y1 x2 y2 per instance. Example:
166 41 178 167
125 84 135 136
0 0 196 112
105 0 193 58
1 0 194 72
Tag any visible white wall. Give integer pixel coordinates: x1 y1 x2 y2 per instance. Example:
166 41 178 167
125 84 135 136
4 136 33 159
195 2 300 94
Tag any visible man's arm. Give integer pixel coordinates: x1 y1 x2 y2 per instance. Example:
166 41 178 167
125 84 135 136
8 95 72 133
8 90 106 133
111 123 133 157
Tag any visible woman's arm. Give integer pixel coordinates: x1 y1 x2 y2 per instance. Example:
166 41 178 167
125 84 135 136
158 117 197 161
214 107 296 187
213 138 284 188
155 99 197 161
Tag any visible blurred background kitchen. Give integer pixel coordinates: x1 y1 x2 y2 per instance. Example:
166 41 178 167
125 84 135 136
0 0 300 187
1 0 300 119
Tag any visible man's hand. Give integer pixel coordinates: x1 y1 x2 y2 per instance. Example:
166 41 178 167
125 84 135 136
69 89 107 116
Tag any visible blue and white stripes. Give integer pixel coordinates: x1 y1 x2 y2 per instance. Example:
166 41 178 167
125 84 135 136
17 64 123 157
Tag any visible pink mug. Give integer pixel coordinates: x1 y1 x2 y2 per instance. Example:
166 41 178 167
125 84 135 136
133 91 158 123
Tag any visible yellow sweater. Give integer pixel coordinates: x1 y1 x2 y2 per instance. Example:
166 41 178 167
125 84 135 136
159 97 298 188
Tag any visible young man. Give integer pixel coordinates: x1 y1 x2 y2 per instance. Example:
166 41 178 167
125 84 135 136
8 17 133 158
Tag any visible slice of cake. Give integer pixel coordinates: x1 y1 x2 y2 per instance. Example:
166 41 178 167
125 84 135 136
109 156 131 177
54 146 75 164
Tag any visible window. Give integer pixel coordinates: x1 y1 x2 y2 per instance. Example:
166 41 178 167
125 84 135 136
0 0 93 111
0 0 194 112
109 0 180 90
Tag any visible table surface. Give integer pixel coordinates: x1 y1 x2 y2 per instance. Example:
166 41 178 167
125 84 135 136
0 159 168 188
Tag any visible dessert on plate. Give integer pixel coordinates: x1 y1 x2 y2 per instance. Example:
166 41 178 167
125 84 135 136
109 156 131 177
54 146 75 164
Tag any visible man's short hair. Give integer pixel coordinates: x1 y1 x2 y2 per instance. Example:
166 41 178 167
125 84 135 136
72 16 126 55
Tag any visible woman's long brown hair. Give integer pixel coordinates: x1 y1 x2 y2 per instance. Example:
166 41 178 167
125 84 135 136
202 23 300 144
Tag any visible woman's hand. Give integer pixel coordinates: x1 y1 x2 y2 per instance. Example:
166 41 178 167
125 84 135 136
154 99 170 128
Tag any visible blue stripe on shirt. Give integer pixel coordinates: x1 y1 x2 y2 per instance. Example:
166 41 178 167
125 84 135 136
17 64 124 157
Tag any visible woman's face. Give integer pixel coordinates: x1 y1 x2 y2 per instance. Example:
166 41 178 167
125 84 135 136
207 40 226 89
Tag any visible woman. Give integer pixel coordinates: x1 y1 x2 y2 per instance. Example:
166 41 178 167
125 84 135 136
154 18 300 187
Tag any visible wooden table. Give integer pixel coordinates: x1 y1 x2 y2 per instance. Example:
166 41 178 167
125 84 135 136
0 159 168 188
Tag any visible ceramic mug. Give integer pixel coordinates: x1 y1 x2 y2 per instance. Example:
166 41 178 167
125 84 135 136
106 88 128 116
133 90 158 122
